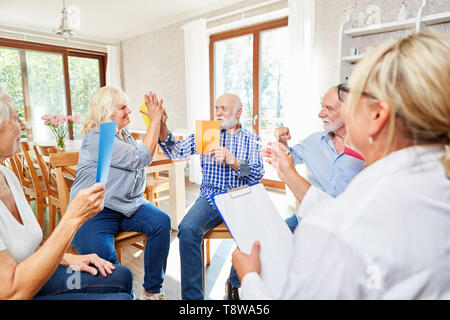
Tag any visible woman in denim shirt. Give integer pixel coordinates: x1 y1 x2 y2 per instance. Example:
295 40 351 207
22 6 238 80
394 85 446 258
70 86 170 300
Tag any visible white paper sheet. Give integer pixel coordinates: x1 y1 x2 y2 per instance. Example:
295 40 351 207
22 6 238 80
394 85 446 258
213 183 294 299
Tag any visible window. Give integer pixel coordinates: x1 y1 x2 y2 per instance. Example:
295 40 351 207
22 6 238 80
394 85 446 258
68 54 102 139
210 18 288 187
0 38 106 141
0 47 24 117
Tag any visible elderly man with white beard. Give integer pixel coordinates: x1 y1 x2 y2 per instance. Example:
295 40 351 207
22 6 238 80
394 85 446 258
275 84 365 232
158 93 264 300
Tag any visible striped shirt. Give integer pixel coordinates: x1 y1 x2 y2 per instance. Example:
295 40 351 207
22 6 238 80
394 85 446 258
159 128 265 205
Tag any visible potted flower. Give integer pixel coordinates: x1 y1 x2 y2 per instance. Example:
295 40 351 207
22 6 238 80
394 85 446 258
41 114 81 150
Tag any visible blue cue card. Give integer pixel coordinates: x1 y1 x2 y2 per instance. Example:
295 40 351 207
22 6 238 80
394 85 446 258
96 121 117 184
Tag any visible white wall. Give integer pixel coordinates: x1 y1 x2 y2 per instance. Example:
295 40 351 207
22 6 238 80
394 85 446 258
122 21 187 131
122 0 450 131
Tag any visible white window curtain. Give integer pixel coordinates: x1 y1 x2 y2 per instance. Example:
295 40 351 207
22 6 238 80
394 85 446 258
106 45 122 89
182 19 210 185
283 0 317 144
284 0 317 209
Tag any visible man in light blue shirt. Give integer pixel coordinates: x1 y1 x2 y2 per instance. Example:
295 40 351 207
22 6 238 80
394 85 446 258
276 84 365 230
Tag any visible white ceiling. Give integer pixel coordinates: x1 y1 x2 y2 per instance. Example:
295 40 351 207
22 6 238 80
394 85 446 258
0 0 245 43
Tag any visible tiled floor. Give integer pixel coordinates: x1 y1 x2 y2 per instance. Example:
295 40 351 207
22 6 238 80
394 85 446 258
39 179 295 300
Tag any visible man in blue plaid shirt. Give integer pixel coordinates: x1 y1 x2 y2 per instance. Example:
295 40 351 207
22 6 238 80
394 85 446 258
159 93 264 300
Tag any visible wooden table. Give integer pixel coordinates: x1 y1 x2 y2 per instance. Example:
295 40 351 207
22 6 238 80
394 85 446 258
34 139 82 152
147 159 186 230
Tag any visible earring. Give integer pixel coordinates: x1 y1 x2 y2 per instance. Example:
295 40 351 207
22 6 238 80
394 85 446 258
369 136 373 144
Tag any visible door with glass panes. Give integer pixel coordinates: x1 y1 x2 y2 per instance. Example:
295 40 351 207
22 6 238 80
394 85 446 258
210 17 288 188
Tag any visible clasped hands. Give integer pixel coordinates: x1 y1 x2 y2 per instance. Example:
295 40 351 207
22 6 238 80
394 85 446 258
209 146 236 165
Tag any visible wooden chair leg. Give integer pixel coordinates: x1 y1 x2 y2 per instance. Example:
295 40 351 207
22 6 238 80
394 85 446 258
155 192 160 208
147 190 154 203
36 198 44 228
49 204 56 234
206 239 211 266
201 240 205 294
117 248 122 264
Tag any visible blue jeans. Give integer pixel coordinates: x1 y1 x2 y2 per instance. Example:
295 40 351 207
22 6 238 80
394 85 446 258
72 203 171 294
33 265 133 300
178 197 239 300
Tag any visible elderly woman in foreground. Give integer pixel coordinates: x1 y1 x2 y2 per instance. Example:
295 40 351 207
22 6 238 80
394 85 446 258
233 30 450 299
0 86 133 300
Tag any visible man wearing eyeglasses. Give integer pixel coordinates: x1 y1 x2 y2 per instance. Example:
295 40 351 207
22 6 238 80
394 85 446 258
275 84 365 231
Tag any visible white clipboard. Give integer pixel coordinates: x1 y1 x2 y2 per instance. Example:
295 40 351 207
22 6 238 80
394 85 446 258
212 183 294 299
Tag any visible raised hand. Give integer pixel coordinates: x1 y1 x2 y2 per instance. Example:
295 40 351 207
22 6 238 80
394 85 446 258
66 182 105 223
260 142 294 182
142 91 164 123
274 126 291 145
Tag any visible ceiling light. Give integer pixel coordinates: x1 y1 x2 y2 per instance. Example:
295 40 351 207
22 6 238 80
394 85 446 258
53 0 76 41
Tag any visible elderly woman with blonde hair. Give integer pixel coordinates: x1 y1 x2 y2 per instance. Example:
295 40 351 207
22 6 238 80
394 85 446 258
69 86 171 300
0 85 133 300
233 30 450 299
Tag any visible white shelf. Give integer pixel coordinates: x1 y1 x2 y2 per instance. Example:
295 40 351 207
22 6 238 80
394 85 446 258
423 11 450 25
341 54 365 64
344 11 450 37
345 18 416 37
339 2 450 83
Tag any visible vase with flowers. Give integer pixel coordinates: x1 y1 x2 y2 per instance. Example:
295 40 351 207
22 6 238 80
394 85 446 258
41 114 81 151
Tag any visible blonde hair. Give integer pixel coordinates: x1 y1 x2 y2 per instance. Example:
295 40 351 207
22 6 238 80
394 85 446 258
81 86 128 134
347 29 450 178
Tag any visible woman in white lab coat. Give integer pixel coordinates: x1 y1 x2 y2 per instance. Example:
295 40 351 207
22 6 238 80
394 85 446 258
232 30 450 299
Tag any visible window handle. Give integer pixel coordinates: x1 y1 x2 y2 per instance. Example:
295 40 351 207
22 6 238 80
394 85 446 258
253 114 258 126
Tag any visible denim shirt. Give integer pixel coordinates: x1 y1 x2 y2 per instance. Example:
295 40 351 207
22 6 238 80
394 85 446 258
69 129 152 217
289 131 365 197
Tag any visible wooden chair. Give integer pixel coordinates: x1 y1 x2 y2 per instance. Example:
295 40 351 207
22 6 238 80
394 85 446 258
49 151 148 263
8 155 23 185
130 131 170 208
201 222 232 291
3 157 20 181
34 145 60 234
145 173 170 208
17 141 48 227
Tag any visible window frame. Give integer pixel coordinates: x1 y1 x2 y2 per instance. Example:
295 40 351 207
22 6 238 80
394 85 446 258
209 17 288 188
209 17 288 133
0 37 106 140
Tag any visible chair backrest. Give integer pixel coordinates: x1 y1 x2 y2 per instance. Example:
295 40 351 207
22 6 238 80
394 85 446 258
130 131 144 141
49 152 79 215
4 157 20 181
131 131 167 161
34 145 59 200
20 141 45 195
10 154 25 187
36 145 58 156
